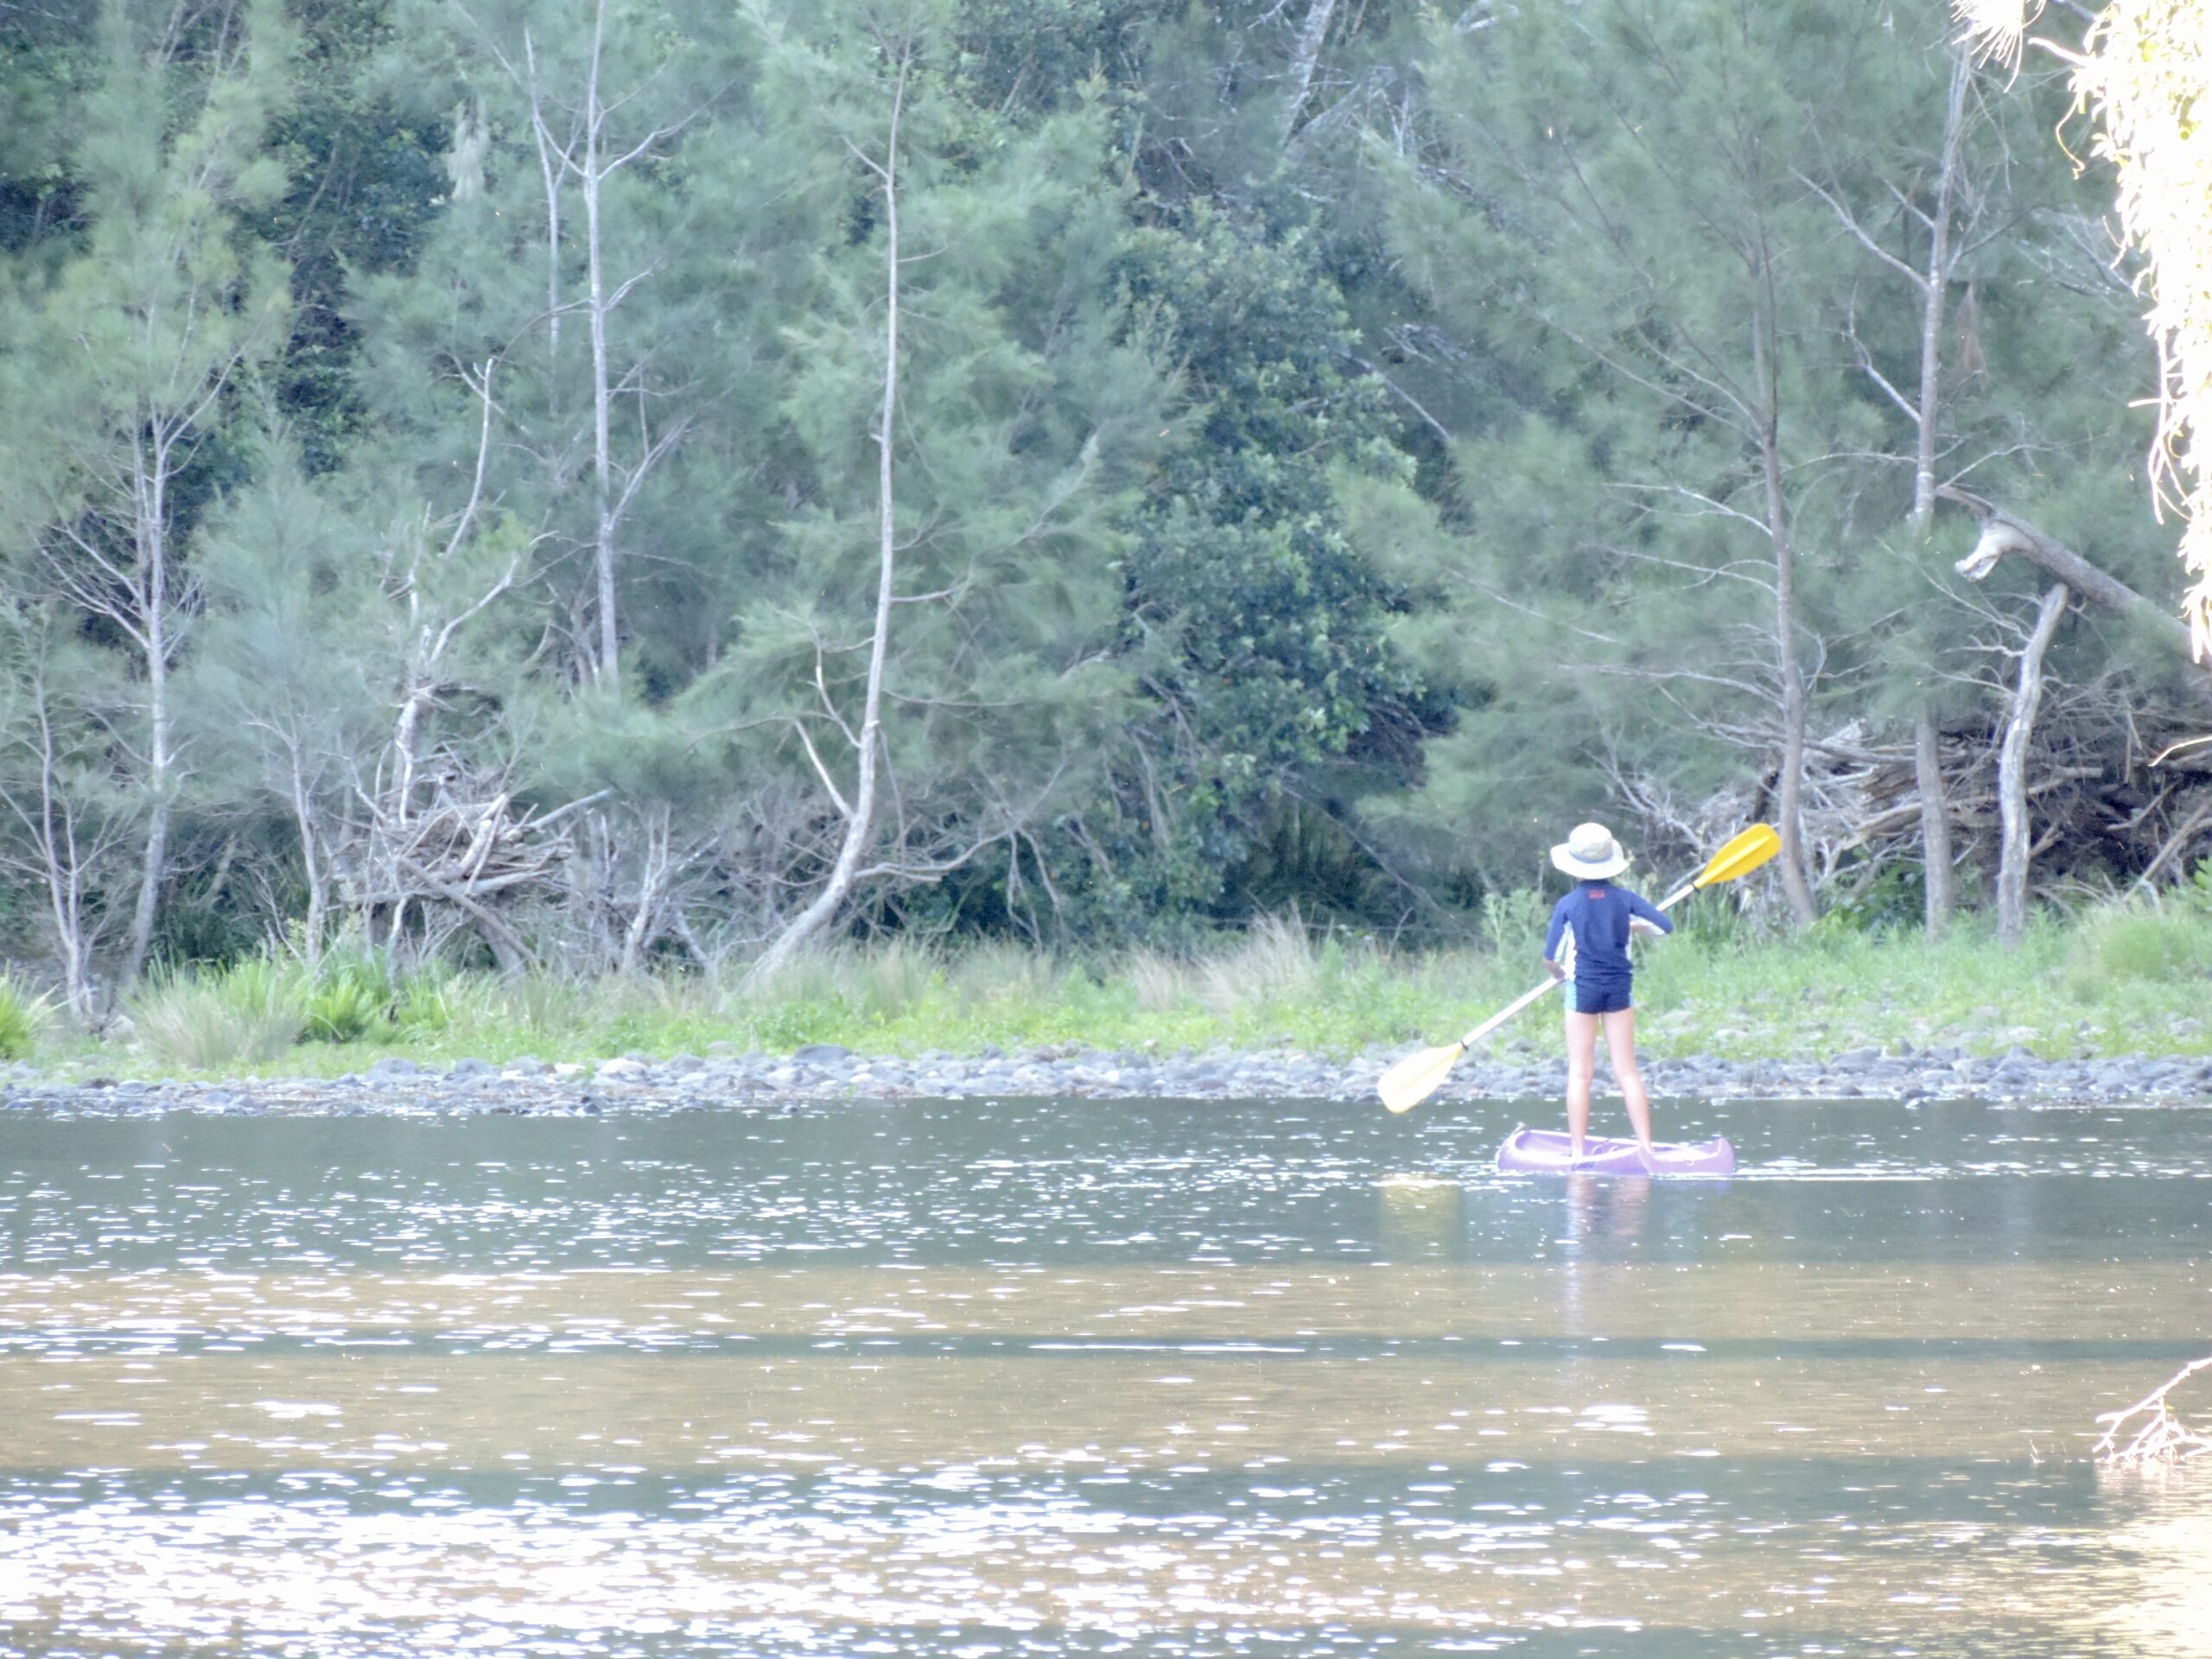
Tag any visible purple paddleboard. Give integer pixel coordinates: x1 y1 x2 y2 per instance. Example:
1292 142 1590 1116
1495 1127 1735 1178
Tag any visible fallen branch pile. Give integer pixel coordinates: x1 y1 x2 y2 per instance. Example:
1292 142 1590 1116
334 762 608 969
1624 709 2212 916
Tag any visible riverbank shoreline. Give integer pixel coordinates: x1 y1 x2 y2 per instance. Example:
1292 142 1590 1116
5 1041 2209 1116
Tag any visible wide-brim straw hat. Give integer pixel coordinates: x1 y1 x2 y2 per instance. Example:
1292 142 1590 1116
1550 821 1631 880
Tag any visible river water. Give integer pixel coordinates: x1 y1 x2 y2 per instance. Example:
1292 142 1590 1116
0 1096 2207 1656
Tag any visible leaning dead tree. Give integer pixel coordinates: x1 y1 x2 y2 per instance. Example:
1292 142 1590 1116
745 40 911 987
2094 1356 2212 1468
1993 583 2069 945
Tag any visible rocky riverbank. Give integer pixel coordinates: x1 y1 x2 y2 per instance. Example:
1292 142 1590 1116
3 1039 2210 1116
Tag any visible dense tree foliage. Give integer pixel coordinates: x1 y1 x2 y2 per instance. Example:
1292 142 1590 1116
0 0 2196 993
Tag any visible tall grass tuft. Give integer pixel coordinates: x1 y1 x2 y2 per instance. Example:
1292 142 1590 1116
132 958 304 1071
740 946 857 1049
1200 913 1319 1014
510 969 592 1038
2068 905 2212 991
949 941 1062 1007
0 974 50 1060
1479 888 1551 957
856 936 937 1022
1124 947 1192 1014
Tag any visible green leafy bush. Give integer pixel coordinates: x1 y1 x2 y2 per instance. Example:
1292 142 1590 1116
302 978 386 1043
297 950 396 1043
392 963 459 1037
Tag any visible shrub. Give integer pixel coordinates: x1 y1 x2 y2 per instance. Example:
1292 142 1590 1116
132 958 304 1071
301 952 395 1044
392 963 458 1037
739 947 855 1049
302 977 387 1044
0 974 50 1060
2069 906 2212 988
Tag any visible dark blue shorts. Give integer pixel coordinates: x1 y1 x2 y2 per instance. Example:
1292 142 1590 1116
1567 979 1631 1015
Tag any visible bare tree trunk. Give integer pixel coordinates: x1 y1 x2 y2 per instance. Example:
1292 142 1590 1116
1997 583 2069 947
617 802 671 974
1907 62 1967 934
747 54 910 986
480 10 692 689
1751 302 1819 925
582 0 620 684
33 687 95 1021
288 748 326 965
1914 703 1955 936
1279 0 1338 143
123 445 175 987
1910 51 1969 528
523 31 562 369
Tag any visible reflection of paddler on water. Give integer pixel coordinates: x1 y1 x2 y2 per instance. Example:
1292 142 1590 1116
1561 1169 1649 1252
1541 822 1671 1165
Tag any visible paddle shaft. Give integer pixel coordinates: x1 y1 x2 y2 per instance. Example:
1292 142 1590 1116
1452 877 1701 1050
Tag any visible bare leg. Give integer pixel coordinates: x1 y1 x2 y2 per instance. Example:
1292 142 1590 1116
1564 1007 1599 1158
1602 1007 1655 1153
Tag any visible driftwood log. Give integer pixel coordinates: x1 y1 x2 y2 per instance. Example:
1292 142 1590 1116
2094 1356 2212 1468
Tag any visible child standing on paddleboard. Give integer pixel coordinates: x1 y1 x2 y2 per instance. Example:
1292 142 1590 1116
1541 823 1671 1163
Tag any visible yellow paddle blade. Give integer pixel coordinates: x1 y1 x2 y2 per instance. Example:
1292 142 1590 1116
1379 1041 1465 1114
1694 823 1781 889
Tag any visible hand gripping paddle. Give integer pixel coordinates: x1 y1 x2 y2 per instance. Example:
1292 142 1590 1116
1376 823 1782 1114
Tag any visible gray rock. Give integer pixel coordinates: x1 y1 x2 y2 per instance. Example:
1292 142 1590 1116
366 1056 421 1081
447 1058 496 1080
794 1043 852 1063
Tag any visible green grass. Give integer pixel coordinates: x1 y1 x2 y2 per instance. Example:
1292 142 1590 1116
0 973 49 1060
130 958 307 1071
8 896 2212 1077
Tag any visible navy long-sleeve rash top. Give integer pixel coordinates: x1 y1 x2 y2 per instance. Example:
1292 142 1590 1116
1542 880 1671 987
